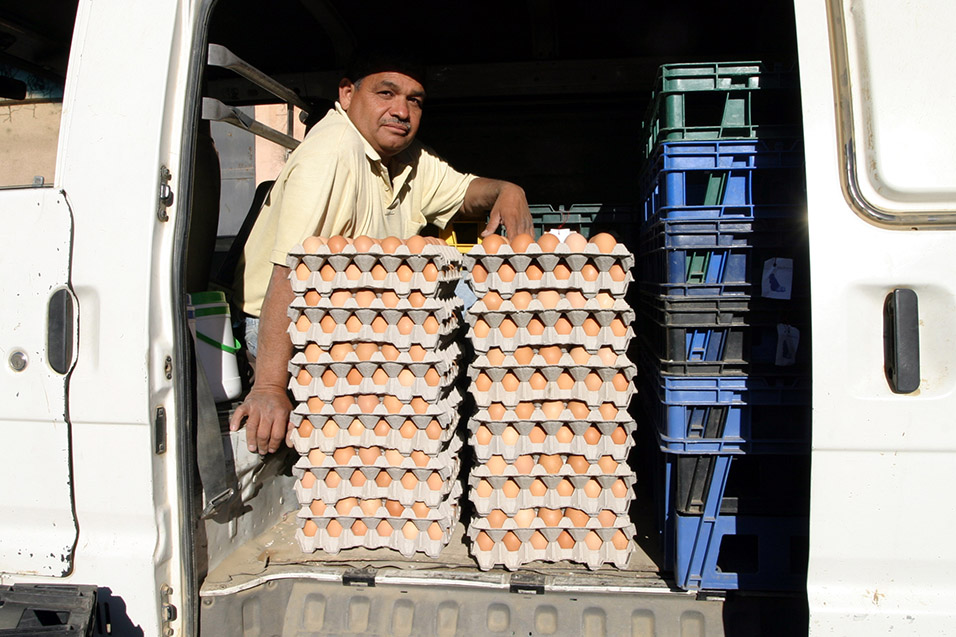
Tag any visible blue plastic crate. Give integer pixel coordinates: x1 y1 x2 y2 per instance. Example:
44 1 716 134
641 292 750 326
637 309 748 375
672 512 809 591
638 244 751 291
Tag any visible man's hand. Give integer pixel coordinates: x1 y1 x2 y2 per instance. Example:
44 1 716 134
229 385 292 455
461 178 533 238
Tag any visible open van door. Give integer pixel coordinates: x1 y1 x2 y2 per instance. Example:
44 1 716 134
0 188 78 576
796 0 956 633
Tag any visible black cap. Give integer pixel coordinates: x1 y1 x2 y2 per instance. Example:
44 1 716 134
344 47 427 89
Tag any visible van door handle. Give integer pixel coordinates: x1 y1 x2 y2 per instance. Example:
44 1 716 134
47 288 75 375
883 288 920 394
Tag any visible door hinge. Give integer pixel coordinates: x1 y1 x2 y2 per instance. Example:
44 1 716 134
158 165 174 222
155 406 167 454
160 583 177 636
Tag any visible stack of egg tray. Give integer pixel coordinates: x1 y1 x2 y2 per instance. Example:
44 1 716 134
285 240 465 558
463 236 639 570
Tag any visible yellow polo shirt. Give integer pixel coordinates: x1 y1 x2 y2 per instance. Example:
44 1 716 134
236 103 476 317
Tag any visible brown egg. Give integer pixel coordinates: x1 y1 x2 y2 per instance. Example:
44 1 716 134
580 262 599 282
384 499 404 517
510 291 532 310
526 317 545 336
333 447 356 464
486 455 507 475
351 519 369 536
302 236 324 253
346 471 365 489
611 426 628 445
397 367 415 386
529 371 548 390
538 507 563 527
487 509 507 528
482 291 503 310
422 316 440 335
564 232 588 252
487 402 506 420
397 315 414 336
529 530 549 550
471 264 488 283
327 290 349 307
609 264 627 282
301 471 317 488
380 290 400 308
539 454 563 474
501 426 520 446
396 264 413 282
513 346 534 365
326 519 345 538
584 530 603 550
427 522 444 541
514 454 535 474
377 520 394 537
318 315 336 334
411 450 430 468
476 479 493 498
584 478 602 498
598 347 617 366
307 448 326 465
370 264 388 280
515 402 535 419
407 290 426 309
598 456 618 473
595 292 615 309
529 425 547 444
569 401 591 420
410 397 429 414
612 373 629 392
514 508 536 528
497 263 516 283
485 347 506 366
565 346 588 366
557 372 575 390
473 319 490 338
374 419 392 437
381 236 403 254
475 425 493 446
611 479 628 498
537 233 560 252
599 403 619 419
319 264 337 282
426 472 444 491
556 479 575 496
565 290 587 308
407 344 427 361
502 531 522 552
345 315 363 333
400 521 419 540
357 394 379 413
555 425 574 444
335 497 358 515
556 530 575 549
475 530 494 551
383 395 404 413
401 472 418 489
322 420 339 438
541 400 564 420
525 264 544 281
529 479 548 497
298 419 315 438
501 372 520 393
406 235 427 254
307 396 325 414
612 529 630 550
319 369 336 388
425 420 443 440
536 290 560 308
399 420 417 439
422 263 439 282
295 263 311 281
295 315 311 334
354 289 376 307
565 508 589 527
327 235 349 252
336 394 359 412
610 319 628 337
347 368 365 385
344 264 362 281
583 426 602 445
502 479 521 498
499 318 518 338
540 346 563 365
589 232 617 253
510 233 535 253
567 455 590 474
381 343 401 360
585 372 603 392
296 368 312 387
309 499 327 516
357 446 381 464
411 501 430 517
360 498 382 516
370 316 388 333
302 519 319 537
552 263 571 280
481 234 507 254
385 449 405 466
597 510 617 528
374 470 391 487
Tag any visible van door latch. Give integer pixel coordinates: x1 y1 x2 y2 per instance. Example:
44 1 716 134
342 567 376 587
158 165 174 222
160 583 177 636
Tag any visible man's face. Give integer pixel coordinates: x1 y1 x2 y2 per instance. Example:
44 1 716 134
339 72 425 159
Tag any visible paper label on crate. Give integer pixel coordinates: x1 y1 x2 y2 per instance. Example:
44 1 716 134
548 228 572 242
762 257 793 300
776 324 800 366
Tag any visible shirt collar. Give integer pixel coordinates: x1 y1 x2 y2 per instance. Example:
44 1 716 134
334 101 414 172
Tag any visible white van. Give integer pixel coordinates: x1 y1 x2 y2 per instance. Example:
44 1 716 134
2 0 955 635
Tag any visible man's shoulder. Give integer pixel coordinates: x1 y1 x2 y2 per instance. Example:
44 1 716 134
296 109 365 159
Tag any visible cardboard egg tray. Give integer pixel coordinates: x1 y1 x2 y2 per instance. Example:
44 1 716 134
290 340 461 370
292 270 460 297
466 305 635 329
466 271 632 300
289 319 460 350
290 294 463 323
289 241 464 270
469 295 631 315
294 458 461 508
470 510 631 532
466 525 636 571
471 403 629 423
462 241 634 271
295 509 460 558
468 474 635 517
471 349 628 368
290 304 462 330
291 387 463 420
289 412 458 456
467 418 637 462
301 481 462 520
469 454 633 480
294 436 463 472
467 324 634 354
289 365 460 404
467 366 636 409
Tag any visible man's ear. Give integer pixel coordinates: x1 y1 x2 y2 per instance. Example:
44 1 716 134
338 79 354 110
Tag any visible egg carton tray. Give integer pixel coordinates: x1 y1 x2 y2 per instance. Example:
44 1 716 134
467 419 636 463
294 461 461 508
469 473 636 516
289 414 458 456
294 436 463 472
289 320 460 350
465 306 635 330
290 339 461 369
291 387 463 421
463 241 634 271
470 510 631 532
300 481 463 521
468 325 634 354
470 453 631 480
470 403 629 423
467 525 635 571
472 348 630 369
469 364 636 401
289 241 464 270
292 270 460 297
466 271 632 299
468 294 630 315
290 294 463 322
295 509 460 558
290 367 460 404
469 383 634 411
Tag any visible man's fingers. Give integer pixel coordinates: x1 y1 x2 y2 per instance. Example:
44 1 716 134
228 405 246 432
480 212 501 237
244 412 261 452
268 420 286 453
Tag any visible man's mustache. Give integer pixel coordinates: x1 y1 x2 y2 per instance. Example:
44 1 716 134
380 117 411 132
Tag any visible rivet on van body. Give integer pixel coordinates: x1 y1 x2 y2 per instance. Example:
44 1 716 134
9 350 27 372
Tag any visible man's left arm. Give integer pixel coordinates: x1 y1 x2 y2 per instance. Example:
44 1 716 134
459 177 533 238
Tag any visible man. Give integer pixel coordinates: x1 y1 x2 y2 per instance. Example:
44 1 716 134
229 52 532 454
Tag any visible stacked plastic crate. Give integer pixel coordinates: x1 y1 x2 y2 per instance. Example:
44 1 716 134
285 235 465 557
463 232 638 570
637 62 811 590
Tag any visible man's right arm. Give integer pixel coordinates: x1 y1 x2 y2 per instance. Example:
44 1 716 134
228 264 295 454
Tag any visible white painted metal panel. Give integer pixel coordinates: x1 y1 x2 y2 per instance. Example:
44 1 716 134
0 188 77 576
795 0 956 634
